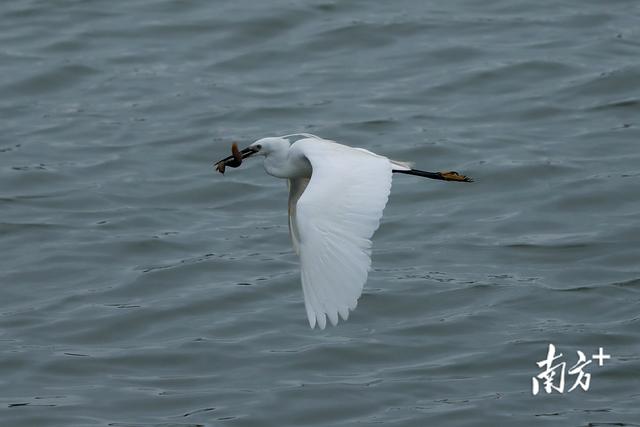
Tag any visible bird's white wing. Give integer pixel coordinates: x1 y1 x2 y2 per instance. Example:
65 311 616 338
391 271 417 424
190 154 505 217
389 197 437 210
287 178 309 255
293 139 393 329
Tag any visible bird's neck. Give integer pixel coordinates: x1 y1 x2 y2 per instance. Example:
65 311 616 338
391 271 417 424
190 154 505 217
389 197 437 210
263 150 311 179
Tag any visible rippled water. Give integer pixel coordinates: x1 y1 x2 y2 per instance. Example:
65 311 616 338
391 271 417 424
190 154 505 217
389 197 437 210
2 1 640 426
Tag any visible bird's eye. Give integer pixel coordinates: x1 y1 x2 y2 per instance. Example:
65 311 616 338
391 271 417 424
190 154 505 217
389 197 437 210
256 144 262 150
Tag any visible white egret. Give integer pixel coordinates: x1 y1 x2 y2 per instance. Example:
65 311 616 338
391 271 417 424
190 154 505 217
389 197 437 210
215 133 472 329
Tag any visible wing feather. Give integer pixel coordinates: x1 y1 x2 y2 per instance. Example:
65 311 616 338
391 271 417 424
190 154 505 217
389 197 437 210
287 178 310 255
293 138 392 329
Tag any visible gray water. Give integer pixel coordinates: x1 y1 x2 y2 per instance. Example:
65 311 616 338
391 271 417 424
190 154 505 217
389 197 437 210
1 1 640 426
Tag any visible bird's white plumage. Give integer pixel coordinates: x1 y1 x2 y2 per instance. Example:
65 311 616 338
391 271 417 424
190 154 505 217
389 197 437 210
289 137 393 329
218 133 470 328
287 177 309 255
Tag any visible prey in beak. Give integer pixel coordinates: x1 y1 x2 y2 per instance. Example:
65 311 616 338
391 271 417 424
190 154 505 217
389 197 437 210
214 143 258 174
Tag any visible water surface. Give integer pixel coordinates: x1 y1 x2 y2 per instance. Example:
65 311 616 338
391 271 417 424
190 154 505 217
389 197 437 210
1 1 639 426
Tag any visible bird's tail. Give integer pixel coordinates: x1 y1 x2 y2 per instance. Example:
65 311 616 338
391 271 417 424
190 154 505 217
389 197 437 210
393 168 473 182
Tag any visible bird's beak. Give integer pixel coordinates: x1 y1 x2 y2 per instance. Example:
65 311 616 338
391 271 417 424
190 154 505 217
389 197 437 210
215 147 257 164
239 147 258 158
214 144 258 174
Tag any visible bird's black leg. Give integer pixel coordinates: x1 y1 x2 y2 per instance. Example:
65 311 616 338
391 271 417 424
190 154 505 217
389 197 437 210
393 169 473 182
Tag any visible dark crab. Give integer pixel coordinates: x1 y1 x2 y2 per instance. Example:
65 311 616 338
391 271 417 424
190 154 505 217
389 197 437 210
215 143 244 174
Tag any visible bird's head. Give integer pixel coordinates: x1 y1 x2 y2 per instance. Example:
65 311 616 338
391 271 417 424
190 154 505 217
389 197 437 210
214 137 290 173
246 137 291 157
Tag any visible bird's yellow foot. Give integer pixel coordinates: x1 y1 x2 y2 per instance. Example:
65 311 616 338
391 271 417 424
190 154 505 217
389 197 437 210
438 171 473 182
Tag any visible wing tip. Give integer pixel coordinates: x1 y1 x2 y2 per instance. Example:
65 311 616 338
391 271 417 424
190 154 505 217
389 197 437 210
307 301 360 329
316 312 327 330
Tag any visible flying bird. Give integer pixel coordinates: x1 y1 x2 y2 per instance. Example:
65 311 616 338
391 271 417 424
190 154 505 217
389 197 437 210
214 134 472 329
